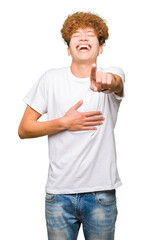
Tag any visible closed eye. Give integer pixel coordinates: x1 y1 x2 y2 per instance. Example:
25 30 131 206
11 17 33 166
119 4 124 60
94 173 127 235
72 33 80 37
87 33 95 36
72 33 95 37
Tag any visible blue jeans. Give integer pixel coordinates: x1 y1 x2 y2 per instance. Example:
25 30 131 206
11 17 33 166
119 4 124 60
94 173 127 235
45 189 118 240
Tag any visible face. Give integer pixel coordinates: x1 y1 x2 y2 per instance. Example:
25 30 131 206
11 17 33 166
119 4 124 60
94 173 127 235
67 27 103 64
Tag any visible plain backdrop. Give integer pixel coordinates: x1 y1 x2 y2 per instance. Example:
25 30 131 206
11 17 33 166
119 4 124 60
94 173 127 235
0 0 142 239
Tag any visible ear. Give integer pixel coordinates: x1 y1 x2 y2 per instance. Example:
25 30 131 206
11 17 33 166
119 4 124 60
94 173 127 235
99 45 103 55
67 47 71 56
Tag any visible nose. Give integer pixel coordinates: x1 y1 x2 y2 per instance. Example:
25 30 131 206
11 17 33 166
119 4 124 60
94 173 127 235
79 32 88 41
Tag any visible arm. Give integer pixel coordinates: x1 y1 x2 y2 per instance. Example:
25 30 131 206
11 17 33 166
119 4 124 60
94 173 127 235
18 105 66 139
18 101 105 139
106 73 123 97
90 64 124 97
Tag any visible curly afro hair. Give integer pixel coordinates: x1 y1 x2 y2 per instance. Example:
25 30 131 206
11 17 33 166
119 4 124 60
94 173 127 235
61 11 109 46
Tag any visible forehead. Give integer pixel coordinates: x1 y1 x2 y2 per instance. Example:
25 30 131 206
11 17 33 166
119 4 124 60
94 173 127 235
73 27 95 33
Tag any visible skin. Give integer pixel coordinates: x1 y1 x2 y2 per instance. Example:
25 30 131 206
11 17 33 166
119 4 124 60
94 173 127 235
18 27 123 139
67 27 123 96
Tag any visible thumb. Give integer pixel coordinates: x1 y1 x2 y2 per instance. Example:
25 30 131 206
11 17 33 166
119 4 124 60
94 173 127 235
73 99 83 110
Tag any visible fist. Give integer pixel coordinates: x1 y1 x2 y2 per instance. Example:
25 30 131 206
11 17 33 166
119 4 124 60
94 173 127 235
90 64 116 93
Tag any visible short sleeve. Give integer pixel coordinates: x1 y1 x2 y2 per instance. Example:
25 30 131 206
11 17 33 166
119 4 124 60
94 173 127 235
103 66 125 101
23 71 48 115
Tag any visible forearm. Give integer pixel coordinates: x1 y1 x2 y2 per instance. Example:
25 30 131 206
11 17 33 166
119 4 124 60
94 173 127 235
106 73 123 96
18 116 67 139
113 74 123 94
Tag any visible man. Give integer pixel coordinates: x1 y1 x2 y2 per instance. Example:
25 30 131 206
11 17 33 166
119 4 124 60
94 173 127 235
18 11 125 240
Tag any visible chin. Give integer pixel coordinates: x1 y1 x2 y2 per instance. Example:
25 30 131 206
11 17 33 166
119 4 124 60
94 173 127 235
76 58 95 64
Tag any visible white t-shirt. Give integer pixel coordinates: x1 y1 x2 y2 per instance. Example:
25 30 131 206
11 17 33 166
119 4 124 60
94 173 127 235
23 66 125 194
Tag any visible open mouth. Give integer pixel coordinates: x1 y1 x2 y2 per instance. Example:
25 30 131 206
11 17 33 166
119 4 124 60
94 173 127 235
76 44 91 52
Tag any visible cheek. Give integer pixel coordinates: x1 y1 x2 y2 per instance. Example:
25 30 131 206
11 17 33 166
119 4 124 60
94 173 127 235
69 38 77 46
91 40 100 53
92 46 100 55
69 43 78 55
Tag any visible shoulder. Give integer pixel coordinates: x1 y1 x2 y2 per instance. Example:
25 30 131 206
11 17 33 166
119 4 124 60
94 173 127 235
41 66 69 87
45 66 69 78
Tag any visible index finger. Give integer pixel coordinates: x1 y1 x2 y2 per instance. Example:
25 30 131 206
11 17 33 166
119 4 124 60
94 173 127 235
90 64 97 81
83 111 102 117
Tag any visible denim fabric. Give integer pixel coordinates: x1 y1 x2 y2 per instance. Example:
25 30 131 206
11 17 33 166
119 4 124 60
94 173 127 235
45 189 118 240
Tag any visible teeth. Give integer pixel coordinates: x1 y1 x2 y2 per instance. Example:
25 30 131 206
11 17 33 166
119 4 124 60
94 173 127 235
78 45 90 50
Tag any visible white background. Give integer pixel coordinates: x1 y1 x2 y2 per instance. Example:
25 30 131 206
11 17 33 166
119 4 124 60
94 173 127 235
0 0 142 239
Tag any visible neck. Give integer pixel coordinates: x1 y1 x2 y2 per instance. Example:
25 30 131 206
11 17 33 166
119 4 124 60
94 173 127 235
70 61 97 78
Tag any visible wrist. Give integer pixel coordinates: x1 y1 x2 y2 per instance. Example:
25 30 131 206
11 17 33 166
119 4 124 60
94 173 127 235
109 73 117 92
60 116 69 130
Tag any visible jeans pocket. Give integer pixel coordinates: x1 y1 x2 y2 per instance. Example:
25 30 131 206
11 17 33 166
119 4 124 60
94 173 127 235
96 189 116 206
45 193 57 203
